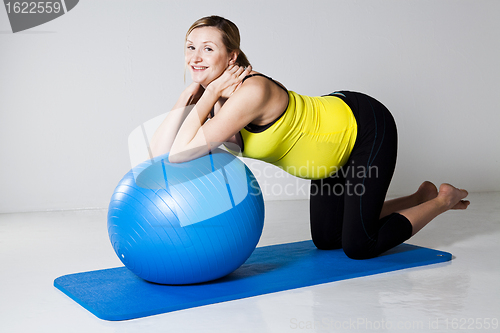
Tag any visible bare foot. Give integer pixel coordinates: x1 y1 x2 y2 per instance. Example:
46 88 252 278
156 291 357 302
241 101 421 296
437 183 470 210
416 181 438 205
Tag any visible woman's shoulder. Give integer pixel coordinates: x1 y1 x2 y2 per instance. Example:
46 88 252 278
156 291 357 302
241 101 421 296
241 71 287 95
233 71 289 125
238 72 272 96
241 71 267 85
223 71 276 117
242 71 272 84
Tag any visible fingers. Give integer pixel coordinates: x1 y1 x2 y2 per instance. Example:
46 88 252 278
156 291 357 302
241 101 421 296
216 64 253 98
223 65 252 88
226 64 237 73
232 65 252 82
226 64 243 74
240 65 252 79
226 64 252 76
229 65 245 75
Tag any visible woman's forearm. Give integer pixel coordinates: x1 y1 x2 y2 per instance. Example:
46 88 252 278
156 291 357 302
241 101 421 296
149 91 196 157
169 88 220 162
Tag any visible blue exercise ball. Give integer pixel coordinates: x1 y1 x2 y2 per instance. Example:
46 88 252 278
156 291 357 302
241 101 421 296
107 149 265 285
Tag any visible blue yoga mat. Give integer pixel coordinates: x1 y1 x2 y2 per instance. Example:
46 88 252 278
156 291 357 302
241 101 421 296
54 240 451 321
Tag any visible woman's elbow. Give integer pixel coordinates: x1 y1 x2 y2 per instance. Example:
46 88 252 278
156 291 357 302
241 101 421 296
168 146 210 164
168 152 182 164
168 148 194 163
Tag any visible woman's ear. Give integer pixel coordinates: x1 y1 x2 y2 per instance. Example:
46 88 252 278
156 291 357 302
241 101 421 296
229 51 238 65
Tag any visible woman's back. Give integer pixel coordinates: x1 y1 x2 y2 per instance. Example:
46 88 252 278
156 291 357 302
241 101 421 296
236 82 358 179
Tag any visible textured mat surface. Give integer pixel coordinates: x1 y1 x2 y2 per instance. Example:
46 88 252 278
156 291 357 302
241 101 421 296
54 240 451 321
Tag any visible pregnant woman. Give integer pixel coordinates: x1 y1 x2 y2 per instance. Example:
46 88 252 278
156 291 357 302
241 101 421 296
150 15 469 259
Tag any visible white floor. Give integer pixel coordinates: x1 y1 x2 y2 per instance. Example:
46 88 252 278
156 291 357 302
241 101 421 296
1 192 499 333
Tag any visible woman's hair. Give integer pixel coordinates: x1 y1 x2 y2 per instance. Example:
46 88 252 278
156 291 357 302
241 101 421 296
186 15 251 67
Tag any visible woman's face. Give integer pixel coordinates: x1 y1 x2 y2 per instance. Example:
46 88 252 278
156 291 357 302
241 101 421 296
185 27 236 87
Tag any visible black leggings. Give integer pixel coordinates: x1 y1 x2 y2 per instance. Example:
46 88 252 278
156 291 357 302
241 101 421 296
309 91 413 259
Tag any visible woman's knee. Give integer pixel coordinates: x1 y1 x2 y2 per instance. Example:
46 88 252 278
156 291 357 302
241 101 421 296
311 235 342 250
342 241 377 260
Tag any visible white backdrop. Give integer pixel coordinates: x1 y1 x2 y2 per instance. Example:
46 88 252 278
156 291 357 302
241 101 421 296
0 0 499 213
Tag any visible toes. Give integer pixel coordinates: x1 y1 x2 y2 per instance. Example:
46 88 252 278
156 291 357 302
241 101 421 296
437 184 470 209
453 200 470 210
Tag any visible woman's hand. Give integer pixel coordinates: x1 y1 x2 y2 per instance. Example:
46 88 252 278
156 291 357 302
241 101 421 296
207 64 252 99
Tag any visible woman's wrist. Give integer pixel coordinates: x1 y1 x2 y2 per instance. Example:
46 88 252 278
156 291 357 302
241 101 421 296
205 82 221 100
198 86 219 107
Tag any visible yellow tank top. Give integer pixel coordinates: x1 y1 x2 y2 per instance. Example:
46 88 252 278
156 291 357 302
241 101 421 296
233 90 357 180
